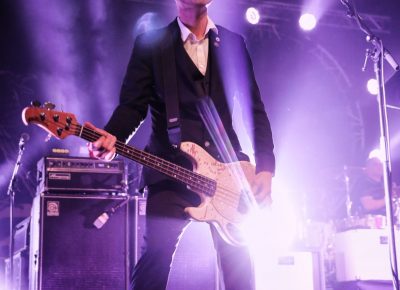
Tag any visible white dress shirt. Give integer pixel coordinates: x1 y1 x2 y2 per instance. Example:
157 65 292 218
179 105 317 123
177 17 218 76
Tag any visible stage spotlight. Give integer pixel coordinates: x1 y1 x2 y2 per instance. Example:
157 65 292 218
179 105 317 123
368 148 384 162
367 78 379 95
134 12 161 36
246 7 260 25
242 201 298 290
299 13 317 31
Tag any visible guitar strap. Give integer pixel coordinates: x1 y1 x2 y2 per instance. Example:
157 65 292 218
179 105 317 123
162 27 181 148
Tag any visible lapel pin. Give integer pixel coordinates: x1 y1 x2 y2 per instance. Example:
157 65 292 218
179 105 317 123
214 36 220 47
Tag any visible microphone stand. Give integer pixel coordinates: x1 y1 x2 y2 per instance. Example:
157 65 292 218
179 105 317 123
6 134 28 290
93 196 131 229
340 1 400 289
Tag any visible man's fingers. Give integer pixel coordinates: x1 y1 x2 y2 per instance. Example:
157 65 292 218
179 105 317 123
101 148 117 161
254 190 270 204
92 136 105 150
90 143 116 161
252 180 269 198
256 191 271 205
259 196 272 208
251 182 260 196
251 171 273 206
102 134 117 150
84 122 117 161
85 122 115 144
84 121 96 129
253 185 272 207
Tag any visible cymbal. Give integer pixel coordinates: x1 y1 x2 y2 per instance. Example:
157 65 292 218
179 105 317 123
320 165 365 180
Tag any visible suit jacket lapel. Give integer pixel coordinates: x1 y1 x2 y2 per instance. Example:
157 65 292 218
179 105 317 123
208 28 224 101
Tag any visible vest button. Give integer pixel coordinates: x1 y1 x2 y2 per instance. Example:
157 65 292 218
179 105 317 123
204 141 211 147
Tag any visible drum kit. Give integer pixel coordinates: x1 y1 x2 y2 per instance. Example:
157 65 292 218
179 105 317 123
334 166 400 232
307 164 400 232
295 164 400 287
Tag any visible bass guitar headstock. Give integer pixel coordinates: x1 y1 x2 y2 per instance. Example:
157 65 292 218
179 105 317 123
22 101 80 140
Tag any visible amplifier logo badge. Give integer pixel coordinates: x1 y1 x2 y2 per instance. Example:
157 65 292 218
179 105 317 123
49 173 71 180
47 201 60 216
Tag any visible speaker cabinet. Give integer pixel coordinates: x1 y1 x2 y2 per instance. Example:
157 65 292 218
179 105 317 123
29 194 129 290
129 196 146 267
256 250 325 290
5 250 29 290
4 217 31 290
334 229 400 281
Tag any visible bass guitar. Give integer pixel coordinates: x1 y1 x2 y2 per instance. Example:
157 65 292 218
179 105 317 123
22 104 257 246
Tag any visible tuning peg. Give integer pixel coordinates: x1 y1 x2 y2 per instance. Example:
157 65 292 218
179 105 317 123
56 127 63 136
31 100 41 107
43 102 56 110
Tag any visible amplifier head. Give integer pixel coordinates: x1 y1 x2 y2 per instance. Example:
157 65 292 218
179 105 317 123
37 156 127 195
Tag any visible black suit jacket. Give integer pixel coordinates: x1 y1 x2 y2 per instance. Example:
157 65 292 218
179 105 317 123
104 19 275 185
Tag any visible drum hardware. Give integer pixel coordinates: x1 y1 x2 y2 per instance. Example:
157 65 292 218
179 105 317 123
343 165 352 218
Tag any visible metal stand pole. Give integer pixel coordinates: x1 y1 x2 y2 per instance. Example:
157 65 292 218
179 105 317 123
339 1 400 288
343 165 352 218
373 48 399 289
6 133 29 290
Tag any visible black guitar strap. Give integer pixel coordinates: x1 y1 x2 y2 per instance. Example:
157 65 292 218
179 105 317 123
161 26 181 148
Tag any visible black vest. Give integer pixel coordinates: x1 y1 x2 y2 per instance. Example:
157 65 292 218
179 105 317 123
174 32 214 150
143 26 248 186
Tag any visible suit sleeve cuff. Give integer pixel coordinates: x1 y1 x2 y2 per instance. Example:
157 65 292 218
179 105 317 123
255 154 276 175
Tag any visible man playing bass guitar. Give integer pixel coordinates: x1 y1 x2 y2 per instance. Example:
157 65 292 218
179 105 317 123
88 1 275 289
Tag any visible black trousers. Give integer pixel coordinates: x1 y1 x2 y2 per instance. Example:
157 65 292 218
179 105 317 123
131 181 254 290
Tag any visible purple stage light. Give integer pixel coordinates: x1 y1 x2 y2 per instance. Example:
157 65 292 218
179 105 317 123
299 13 317 31
134 12 162 36
246 7 260 25
368 148 384 161
241 197 298 289
367 78 379 95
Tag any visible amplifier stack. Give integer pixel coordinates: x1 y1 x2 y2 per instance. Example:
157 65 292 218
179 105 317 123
26 156 146 290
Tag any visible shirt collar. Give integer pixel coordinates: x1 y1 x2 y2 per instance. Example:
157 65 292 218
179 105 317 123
177 16 218 42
